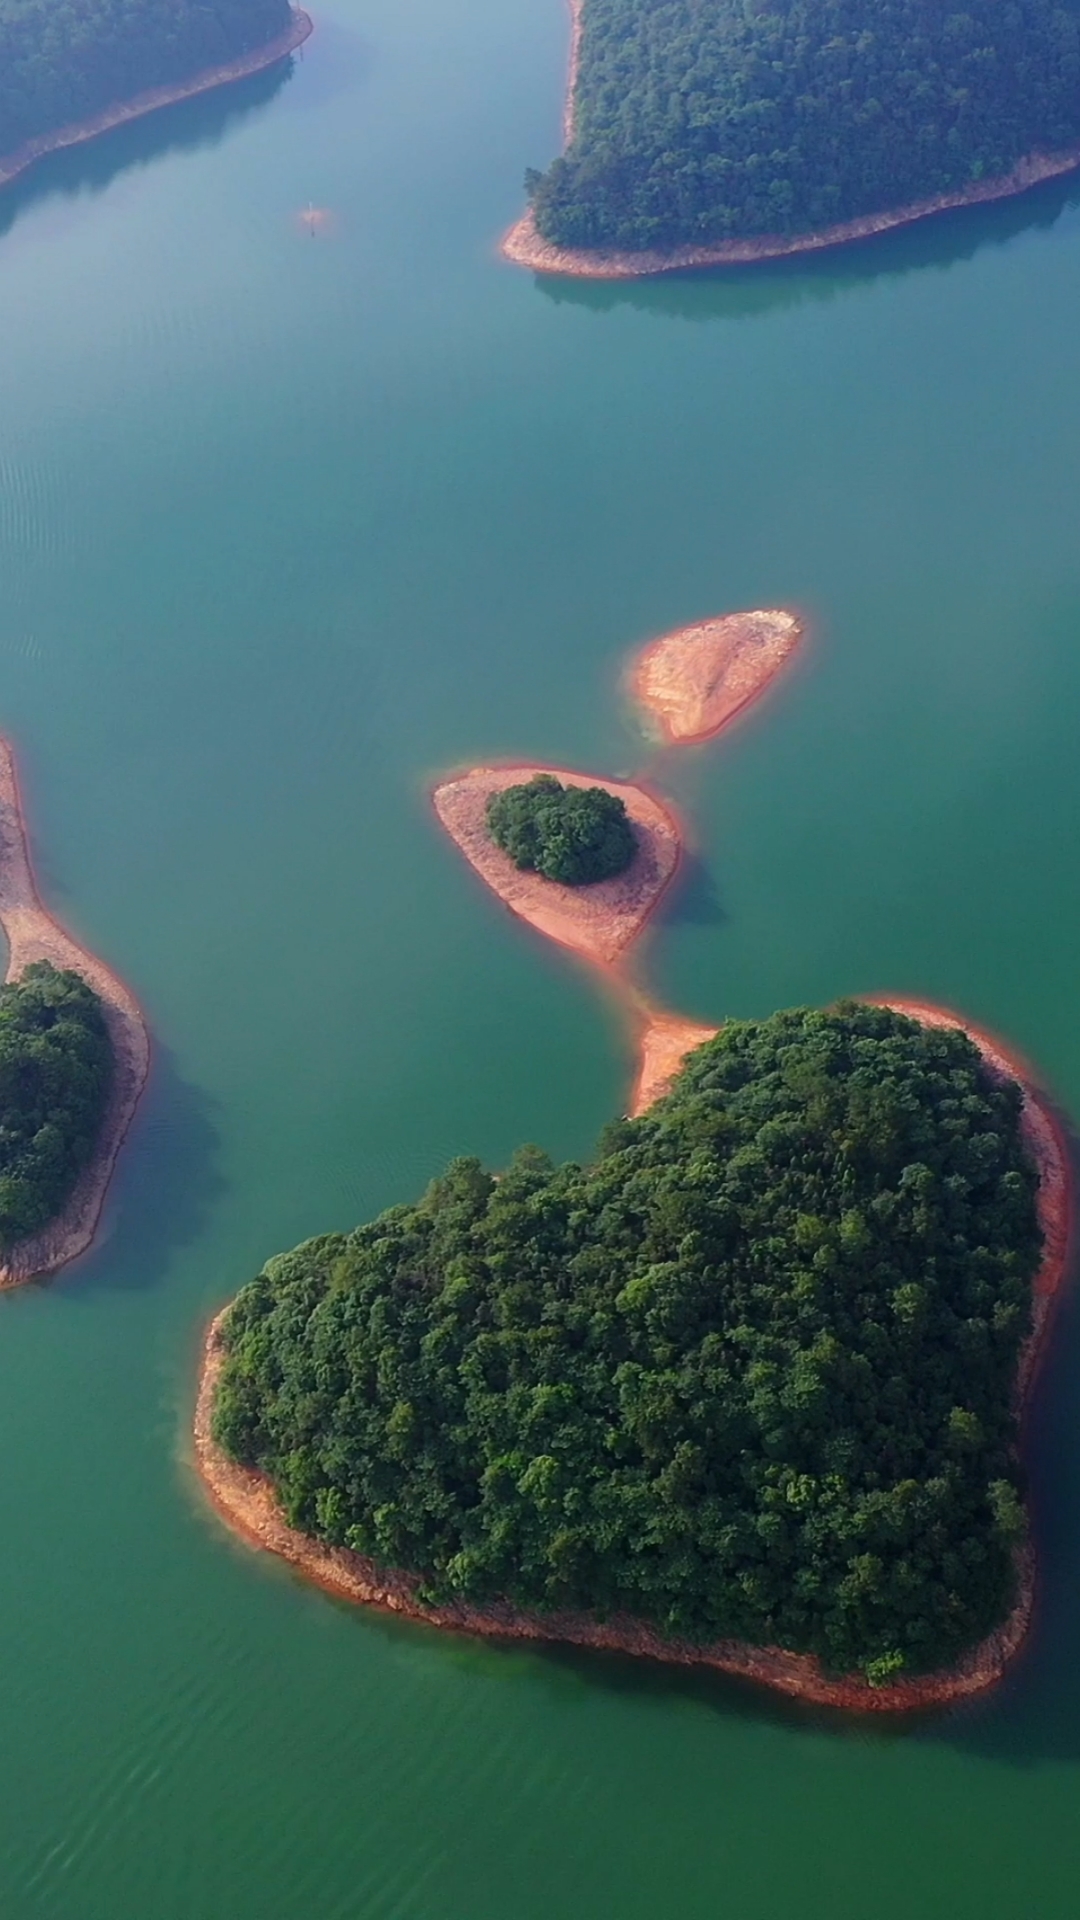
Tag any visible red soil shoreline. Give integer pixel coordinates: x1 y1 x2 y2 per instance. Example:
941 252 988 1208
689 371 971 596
431 765 683 970
628 1007 717 1115
630 610 805 747
193 996 1071 1712
0 8 313 193
500 0 1080 279
0 740 150 1288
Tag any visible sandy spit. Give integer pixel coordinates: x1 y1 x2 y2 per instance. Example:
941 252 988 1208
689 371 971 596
500 0 1080 279
193 997 1071 1712
431 765 682 969
631 610 804 747
628 1009 718 1115
0 740 150 1288
0 9 313 192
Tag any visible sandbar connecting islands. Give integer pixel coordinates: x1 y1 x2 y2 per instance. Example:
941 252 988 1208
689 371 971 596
0 740 149 1287
195 602 1073 1713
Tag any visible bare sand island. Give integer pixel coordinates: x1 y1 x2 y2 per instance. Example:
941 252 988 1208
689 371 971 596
0 741 149 1288
432 766 682 969
194 997 1071 1713
0 8 313 193
631 610 804 747
500 0 1080 280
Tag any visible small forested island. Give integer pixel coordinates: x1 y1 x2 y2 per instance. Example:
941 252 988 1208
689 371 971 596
433 765 681 968
506 0 1080 272
0 0 309 180
487 775 637 885
0 962 113 1248
203 1003 1063 1703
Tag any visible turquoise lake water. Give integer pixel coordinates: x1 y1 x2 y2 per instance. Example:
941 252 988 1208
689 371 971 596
0 1 1079 1913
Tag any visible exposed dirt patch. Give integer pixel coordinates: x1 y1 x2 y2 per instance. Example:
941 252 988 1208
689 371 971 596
631 610 804 746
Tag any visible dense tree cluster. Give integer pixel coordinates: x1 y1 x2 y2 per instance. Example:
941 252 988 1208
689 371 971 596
0 962 113 1249
0 0 292 155
214 1004 1043 1682
486 775 637 886
527 0 1080 250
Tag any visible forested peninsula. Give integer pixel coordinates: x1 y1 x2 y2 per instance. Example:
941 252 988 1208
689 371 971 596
506 0 1080 273
0 963 112 1248
200 1002 1069 1708
0 0 309 182
0 738 149 1288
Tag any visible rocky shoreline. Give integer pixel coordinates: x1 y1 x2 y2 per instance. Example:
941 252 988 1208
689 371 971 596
0 8 313 194
500 0 1080 279
0 740 150 1288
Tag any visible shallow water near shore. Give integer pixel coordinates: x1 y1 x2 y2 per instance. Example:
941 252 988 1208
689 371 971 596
0 0 1079 1914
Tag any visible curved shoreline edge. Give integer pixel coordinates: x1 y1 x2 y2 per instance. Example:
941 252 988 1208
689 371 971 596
0 740 150 1288
0 8 313 194
500 0 1080 279
194 997 1072 1712
629 609 805 747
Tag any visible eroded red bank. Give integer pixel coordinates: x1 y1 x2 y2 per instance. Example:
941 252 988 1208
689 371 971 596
195 987 1071 1712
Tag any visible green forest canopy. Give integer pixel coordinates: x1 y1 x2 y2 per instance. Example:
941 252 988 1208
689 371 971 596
0 961 113 1249
0 0 292 155
213 1003 1043 1683
527 0 1080 251
486 775 637 885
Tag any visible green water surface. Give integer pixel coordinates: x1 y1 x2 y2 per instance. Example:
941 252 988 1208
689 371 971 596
0 2 1079 1914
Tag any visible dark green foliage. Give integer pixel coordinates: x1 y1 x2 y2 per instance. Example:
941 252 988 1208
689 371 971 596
0 961 113 1248
0 0 292 154
214 1004 1043 1679
528 0 1080 250
486 775 637 886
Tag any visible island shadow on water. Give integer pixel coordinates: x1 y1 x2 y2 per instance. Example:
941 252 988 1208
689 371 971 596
0 59 296 244
36 1041 224 1302
532 168 1080 324
656 847 726 929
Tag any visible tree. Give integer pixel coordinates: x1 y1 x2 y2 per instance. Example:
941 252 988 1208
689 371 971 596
486 775 637 885
0 0 293 155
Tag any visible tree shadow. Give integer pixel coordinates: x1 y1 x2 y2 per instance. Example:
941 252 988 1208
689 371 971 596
0 57 296 245
660 849 727 928
50 1039 226 1299
533 168 1080 325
